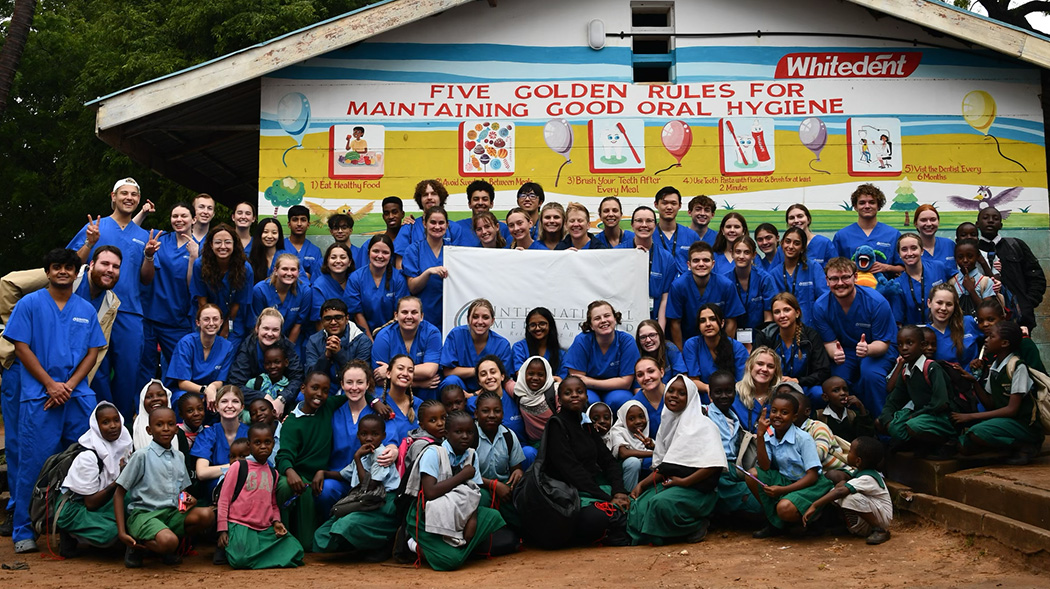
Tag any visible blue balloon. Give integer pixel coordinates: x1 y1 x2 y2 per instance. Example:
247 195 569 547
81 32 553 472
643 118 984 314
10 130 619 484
277 92 311 139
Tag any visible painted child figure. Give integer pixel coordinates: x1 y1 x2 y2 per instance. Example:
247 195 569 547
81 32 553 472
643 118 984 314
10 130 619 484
403 410 507 571
475 391 526 530
217 423 304 569
815 376 875 442
745 392 835 538
114 408 215 568
607 400 654 491
803 436 892 545
706 370 763 518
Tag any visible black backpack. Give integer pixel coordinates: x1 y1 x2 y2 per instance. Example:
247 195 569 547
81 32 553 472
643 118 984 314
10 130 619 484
212 459 278 505
512 423 580 550
921 359 980 414
30 443 103 538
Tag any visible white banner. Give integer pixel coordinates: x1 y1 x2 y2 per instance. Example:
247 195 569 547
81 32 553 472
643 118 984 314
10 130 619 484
442 246 650 349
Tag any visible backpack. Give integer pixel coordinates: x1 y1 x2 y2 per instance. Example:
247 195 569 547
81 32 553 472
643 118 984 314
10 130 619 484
30 443 103 538
921 359 980 414
512 422 579 550
212 459 278 505
1004 356 1050 432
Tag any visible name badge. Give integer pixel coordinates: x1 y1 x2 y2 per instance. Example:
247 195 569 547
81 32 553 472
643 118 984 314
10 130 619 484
648 297 655 312
737 328 753 344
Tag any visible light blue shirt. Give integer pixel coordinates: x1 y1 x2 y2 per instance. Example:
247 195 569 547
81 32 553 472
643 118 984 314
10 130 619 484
763 424 822 481
116 441 191 512
475 424 526 483
340 450 401 492
418 441 483 485
706 404 741 463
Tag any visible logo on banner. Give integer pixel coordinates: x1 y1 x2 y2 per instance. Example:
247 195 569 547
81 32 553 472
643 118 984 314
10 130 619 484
774 52 921 79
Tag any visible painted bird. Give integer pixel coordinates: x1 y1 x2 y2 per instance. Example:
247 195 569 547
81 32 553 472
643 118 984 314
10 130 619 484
946 185 1022 218
303 200 374 227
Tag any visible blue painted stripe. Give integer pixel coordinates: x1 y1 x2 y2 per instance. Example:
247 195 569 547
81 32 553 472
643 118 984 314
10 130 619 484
325 43 633 64
269 66 632 83
294 57 630 79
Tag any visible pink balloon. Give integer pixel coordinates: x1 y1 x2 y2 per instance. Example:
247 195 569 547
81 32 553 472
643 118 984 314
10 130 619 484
661 120 692 163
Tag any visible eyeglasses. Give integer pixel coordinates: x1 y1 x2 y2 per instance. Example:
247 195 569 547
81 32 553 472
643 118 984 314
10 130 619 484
638 333 659 341
527 322 547 330
322 314 346 322
826 274 856 284
518 192 538 200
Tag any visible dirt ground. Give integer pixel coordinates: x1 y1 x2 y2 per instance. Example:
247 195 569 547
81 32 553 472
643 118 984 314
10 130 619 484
0 518 1044 588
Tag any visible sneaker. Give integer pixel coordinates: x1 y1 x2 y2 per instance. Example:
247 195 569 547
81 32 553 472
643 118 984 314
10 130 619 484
685 519 710 543
162 551 183 565
13 539 37 554
866 528 891 545
752 525 781 539
212 546 227 566
59 531 79 558
124 546 143 568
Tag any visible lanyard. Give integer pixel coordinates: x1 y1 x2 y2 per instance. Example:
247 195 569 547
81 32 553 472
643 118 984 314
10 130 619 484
776 338 802 376
734 268 753 311
905 268 926 320
782 265 798 296
659 225 679 254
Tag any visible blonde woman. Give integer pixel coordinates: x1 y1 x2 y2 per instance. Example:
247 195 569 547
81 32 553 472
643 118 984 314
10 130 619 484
733 346 782 432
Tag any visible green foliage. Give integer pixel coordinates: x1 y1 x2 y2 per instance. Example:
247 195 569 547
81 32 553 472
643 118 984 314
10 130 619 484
0 0 376 275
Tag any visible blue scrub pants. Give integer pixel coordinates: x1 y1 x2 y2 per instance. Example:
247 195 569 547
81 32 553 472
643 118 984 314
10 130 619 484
1 367 19 513
316 478 351 520
802 385 825 410
89 356 113 406
138 319 191 393
587 389 634 414
831 353 895 417
109 311 145 422
13 395 93 542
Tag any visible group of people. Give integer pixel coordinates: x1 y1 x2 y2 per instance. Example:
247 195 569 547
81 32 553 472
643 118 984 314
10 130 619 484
0 175 1045 570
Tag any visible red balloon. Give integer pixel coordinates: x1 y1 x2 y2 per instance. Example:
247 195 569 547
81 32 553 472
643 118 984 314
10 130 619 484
661 120 692 163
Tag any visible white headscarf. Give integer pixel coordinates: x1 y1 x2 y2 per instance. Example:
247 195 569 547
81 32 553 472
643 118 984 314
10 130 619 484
608 399 649 454
62 401 134 495
653 375 727 470
586 402 613 449
513 355 554 409
132 379 172 451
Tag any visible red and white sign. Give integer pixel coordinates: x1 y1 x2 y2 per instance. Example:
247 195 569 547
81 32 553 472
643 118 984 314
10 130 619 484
774 52 921 79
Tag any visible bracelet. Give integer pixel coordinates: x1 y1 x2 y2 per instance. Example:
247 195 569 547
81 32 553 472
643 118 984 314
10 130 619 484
145 254 155 262
199 385 207 395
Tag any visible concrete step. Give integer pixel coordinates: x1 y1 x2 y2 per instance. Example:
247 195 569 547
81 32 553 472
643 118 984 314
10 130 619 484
940 457 1050 532
884 436 1050 496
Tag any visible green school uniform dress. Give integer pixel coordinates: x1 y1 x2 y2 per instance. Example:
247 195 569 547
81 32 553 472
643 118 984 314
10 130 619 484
275 395 347 552
880 356 957 442
959 354 1044 450
754 425 835 529
314 450 401 553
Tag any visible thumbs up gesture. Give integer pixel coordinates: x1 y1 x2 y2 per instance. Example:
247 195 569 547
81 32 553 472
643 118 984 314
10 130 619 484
856 334 869 358
832 341 845 365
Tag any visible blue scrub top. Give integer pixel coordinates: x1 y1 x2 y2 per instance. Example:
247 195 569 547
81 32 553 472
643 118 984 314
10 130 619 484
932 315 981 366
250 278 312 338
890 259 950 325
346 266 410 333
563 330 640 381
190 422 251 492
923 236 958 274
683 335 748 384
812 285 898 360
165 332 234 394
724 266 778 329
769 260 828 326
755 249 784 275
309 273 351 323
440 326 513 391
713 253 735 276
328 403 397 470
655 223 701 276
618 237 678 320
467 391 527 444
382 395 424 444
666 272 746 342
832 221 902 267
401 239 446 331
631 390 664 438
189 258 255 341
453 218 511 248
68 217 149 314
592 229 635 249
372 320 443 370
731 396 769 433
511 339 566 378
393 220 460 257
283 237 323 280
771 334 816 381
3 290 107 400
806 234 835 269
144 232 194 330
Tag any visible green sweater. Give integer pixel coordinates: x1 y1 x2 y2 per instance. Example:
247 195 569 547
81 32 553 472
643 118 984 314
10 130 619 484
275 395 348 476
880 359 950 424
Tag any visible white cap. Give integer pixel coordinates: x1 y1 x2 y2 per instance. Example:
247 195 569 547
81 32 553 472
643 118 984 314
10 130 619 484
111 177 140 193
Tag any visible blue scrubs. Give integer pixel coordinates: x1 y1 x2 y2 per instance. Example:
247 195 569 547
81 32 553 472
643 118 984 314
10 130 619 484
68 216 149 421
71 279 112 404
666 272 746 343
563 330 640 411
931 316 981 366
755 249 784 275
832 221 902 266
190 422 250 495
283 237 323 280
372 320 443 400
923 236 958 273
440 326 513 392
511 339 567 377
189 259 255 349
453 218 511 247
4 289 106 543
619 237 678 320
250 278 312 342
139 232 195 389
655 223 701 275
380 395 424 445
1 365 20 514
724 266 778 329
769 260 828 326
308 273 351 323
346 266 410 334
713 253 735 276
318 403 398 518
683 336 748 391
165 332 234 401
812 285 898 415
393 220 459 257
592 229 635 249
890 260 950 325
731 397 769 433
806 234 835 269
401 239 446 331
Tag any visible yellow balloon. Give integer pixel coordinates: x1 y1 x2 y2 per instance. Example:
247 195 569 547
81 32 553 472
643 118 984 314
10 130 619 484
962 90 996 135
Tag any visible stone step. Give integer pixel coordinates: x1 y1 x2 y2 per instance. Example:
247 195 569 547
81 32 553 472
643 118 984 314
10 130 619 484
884 436 1050 496
940 457 1050 532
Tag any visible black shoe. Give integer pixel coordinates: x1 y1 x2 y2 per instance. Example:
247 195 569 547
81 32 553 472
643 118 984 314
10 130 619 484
866 528 891 545
59 531 79 558
752 525 782 539
212 546 227 566
162 551 183 565
0 510 13 537
392 525 414 564
684 519 710 543
1004 449 1033 466
361 546 390 563
124 546 143 568
929 442 958 461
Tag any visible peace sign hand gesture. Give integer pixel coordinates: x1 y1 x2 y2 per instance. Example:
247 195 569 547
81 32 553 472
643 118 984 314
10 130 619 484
85 215 101 247
144 229 162 257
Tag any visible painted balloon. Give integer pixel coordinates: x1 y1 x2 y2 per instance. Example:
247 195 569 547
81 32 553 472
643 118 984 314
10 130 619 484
277 92 311 141
962 90 996 135
544 118 574 158
798 117 827 160
661 120 693 163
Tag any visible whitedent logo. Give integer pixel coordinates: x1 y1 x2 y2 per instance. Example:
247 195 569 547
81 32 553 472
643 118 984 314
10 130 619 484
775 52 921 79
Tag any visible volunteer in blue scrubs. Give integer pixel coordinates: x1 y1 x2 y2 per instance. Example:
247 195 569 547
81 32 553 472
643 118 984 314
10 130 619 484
310 243 354 331
592 197 634 249
686 194 718 246
393 179 460 257
811 257 898 415
536 201 566 251
68 177 153 421
683 304 749 399
252 253 312 354
754 224 783 274
247 217 284 284
441 298 514 392
348 234 409 336
724 236 777 332
5 248 106 552
927 284 981 366
403 206 451 332
165 303 234 409
831 183 904 273
191 385 249 498
139 203 197 387
516 183 545 240
753 293 831 407
712 213 748 275
915 204 957 272
473 211 508 249
371 296 443 399
283 205 323 280
563 300 640 412
890 233 949 325
190 224 254 350
506 208 547 250
666 241 744 351
653 186 701 275
511 307 564 377
620 206 677 323
232 201 256 254
786 204 835 269
634 319 686 386
769 227 828 324
454 179 511 248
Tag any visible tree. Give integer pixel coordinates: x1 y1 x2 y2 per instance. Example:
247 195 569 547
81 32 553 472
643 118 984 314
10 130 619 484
953 0 1050 32
0 0 37 112
891 177 919 225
